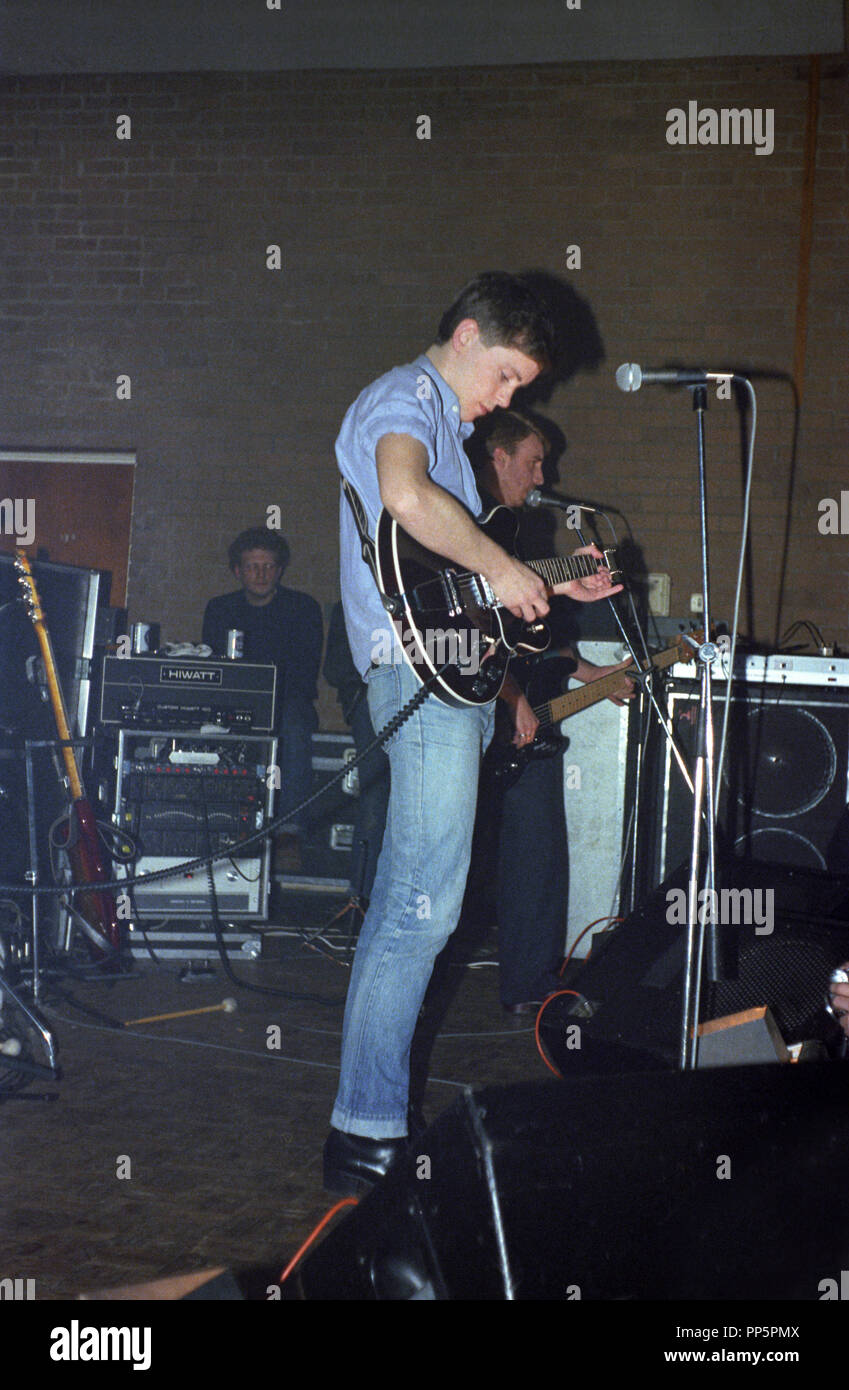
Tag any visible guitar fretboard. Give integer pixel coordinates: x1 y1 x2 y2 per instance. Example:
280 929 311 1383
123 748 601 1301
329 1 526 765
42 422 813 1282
533 643 683 726
526 553 603 586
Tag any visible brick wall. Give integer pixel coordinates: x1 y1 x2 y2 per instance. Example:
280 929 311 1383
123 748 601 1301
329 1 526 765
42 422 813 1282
1 57 846 724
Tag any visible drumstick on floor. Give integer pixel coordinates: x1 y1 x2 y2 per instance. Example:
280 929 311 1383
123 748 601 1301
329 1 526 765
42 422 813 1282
123 998 238 1027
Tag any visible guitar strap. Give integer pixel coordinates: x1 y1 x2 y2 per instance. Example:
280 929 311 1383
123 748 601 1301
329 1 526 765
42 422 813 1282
341 365 444 606
341 476 383 593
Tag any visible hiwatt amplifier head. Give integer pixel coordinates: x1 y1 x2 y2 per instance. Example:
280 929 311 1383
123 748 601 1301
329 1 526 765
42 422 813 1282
100 655 277 731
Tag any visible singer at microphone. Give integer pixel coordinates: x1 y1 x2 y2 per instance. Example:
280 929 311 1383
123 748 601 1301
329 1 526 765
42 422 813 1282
525 488 598 515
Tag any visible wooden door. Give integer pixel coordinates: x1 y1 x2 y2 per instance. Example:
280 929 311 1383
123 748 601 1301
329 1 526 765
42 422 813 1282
0 451 135 604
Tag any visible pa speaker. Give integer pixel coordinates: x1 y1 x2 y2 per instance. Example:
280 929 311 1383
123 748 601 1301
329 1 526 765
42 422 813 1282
286 1066 849 1300
539 859 849 1075
650 677 849 884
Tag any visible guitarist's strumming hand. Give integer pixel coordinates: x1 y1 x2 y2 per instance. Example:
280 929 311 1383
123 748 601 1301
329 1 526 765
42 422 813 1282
552 543 624 603
376 433 551 624
486 550 551 624
499 675 540 747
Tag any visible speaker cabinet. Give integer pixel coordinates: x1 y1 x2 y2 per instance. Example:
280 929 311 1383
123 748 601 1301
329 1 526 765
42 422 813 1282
648 675 849 889
540 859 849 1075
287 1067 849 1300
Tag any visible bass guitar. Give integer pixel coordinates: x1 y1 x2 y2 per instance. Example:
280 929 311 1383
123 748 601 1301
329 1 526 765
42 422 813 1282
15 550 120 960
489 634 695 788
373 503 621 707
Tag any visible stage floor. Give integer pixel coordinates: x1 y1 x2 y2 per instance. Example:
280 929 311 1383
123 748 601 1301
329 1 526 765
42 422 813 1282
0 893 552 1300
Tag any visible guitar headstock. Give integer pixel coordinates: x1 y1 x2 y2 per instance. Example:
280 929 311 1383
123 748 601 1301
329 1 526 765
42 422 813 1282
14 549 44 626
602 548 622 586
674 628 705 664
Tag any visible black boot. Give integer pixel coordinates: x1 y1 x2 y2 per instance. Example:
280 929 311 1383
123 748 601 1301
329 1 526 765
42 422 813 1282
322 1128 408 1197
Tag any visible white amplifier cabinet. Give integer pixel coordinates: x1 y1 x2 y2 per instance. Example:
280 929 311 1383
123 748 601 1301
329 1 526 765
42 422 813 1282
562 640 639 959
671 650 849 688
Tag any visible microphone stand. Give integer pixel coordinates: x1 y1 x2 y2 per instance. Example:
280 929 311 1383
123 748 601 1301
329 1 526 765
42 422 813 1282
531 491 697 807
678 385 722 1070
567 513 697 920
0 741 60 1092
568 390 722 1068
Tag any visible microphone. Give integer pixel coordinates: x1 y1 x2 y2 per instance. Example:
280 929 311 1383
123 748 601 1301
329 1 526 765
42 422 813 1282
616 363 732 392
526 489 599 515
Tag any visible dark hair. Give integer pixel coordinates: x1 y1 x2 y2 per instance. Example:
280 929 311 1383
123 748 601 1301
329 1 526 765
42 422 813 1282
228 527 290 573
435 272 555 368
479 408 548 460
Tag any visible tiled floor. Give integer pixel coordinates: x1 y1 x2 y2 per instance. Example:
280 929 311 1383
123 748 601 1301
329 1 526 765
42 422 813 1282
0 888 549 1300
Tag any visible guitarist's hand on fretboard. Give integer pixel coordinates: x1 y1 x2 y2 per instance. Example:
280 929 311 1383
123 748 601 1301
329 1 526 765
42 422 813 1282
551 543 624 603
579 656 637 706
561 647 636 707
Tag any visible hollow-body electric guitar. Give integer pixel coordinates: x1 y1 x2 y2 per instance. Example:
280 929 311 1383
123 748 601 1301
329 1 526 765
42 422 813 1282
373 503 621 707
15 550 120 958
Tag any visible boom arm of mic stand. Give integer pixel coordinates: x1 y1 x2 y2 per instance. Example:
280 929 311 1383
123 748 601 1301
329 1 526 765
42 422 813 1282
573 523 695 799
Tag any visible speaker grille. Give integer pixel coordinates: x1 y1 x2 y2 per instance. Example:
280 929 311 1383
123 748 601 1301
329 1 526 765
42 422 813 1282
652 681 849 883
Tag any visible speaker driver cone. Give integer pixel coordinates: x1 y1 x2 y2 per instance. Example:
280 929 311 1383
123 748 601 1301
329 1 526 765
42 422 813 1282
729 705 837 819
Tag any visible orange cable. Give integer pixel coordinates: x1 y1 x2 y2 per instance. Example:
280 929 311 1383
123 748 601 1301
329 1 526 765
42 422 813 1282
560 915 622 969
534 989 581 1078
278 1197 359 1284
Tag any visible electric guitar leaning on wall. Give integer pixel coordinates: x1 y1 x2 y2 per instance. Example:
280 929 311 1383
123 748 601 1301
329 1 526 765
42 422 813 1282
372 501 622 707
488 633 697 789
15 550 120 961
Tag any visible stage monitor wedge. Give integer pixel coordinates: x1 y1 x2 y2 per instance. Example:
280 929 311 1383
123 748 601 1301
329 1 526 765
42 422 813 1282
287 1066 849 1301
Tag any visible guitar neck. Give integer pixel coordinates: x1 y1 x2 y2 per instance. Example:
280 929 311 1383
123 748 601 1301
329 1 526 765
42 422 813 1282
16 549 120 960
535 643 683 727
31 618 85 801
526 553 602 587
15 550 85 801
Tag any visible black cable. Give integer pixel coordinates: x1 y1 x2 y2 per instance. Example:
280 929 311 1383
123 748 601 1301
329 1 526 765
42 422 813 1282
200 798 344 1006
190 663 453 1004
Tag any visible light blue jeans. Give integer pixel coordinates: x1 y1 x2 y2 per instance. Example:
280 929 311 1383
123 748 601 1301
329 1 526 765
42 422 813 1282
331 660 494 1137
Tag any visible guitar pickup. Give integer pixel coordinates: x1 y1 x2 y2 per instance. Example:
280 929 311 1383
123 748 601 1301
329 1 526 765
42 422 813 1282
468 575 495 610
440 567 463 618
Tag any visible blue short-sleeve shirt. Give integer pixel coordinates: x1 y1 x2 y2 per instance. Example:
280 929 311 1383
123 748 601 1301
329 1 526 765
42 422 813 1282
336 354 481 676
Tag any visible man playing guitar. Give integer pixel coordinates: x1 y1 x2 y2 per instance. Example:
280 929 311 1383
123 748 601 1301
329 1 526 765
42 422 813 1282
324 272 622 1196
471 409 634 1013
